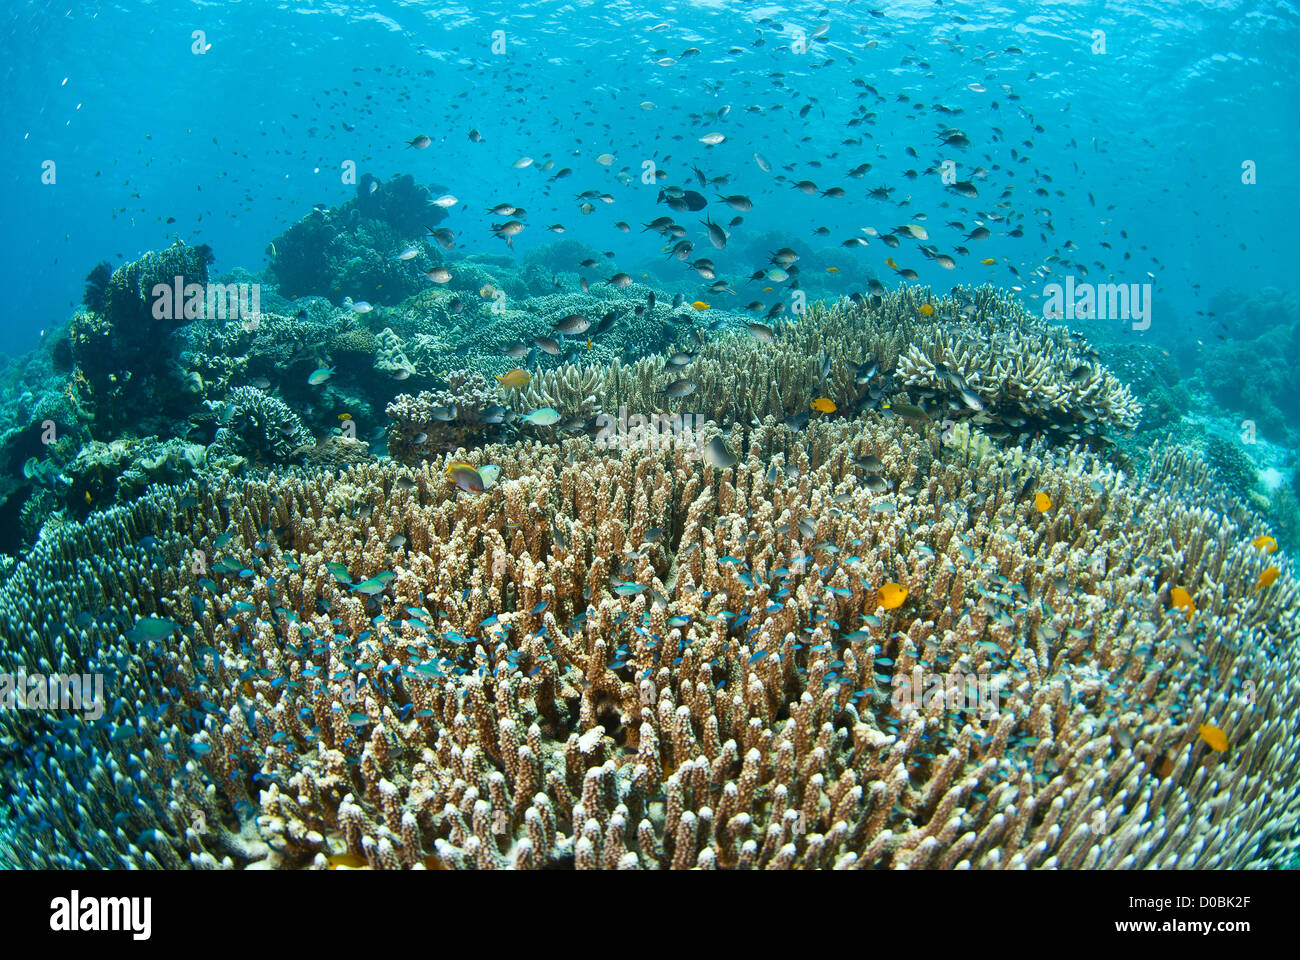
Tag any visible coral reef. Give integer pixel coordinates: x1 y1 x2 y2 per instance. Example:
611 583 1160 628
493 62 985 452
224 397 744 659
65 242 214 437
1198 288 1300 443
288 435 375 470
1 410 1295 870
891 299 1142 440
181 307 337 403
372 327 420 379
0 421 67 552
521 239 606 280
61 437 208 516
1202 433 1261 502
518 286 1140 447
1098 343 1187 434
1 208 1295 875
205 386 314 467
1266 483 1300 550
268 174 447 305
385 371 505 464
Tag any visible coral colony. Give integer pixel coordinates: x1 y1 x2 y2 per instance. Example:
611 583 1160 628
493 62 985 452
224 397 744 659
0 208 1295 868
0 8 1296 872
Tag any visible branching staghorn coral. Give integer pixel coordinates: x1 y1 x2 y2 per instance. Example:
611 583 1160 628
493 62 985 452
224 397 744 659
519 285 1140 443
0 412 1295 870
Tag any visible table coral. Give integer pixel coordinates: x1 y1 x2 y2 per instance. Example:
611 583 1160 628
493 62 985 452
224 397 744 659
1 413 1295 870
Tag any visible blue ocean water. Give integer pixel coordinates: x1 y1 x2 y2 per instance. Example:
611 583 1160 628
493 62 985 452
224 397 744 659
1 0 1295 357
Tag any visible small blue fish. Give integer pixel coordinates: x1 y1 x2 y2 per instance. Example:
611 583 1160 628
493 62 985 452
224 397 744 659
128 617 180 644
521 407 561 426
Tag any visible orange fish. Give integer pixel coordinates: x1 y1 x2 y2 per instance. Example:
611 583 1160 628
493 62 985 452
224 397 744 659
1198 723 1228 752
877 582 907 610
918 303 935 317
811 397 836 413
1255 567 1279 590
495 368 531 389
885 256 899 271
1034 491 1051 513
762 286 774 292
980 257 996 265
692 301 710 310
1250 535 1278 554
1170 586 1194 620
826 266 839 273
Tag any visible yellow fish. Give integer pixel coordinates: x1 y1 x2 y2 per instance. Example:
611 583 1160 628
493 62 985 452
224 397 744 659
495 368 531 389
1198 723 1228 753
980 257 996 265
84 491 92 505
327 853 369 870
1250 534 1278 553
826 266 839 273
338 412 352 420
692 301 710 310
1256 567 1279 590
877 582 908 610
918 303 935 317
811 397 836 413
761 286 773 292
1170 585 1194 620
885 256 898 271
1034 491 1051 513
586 337 593 350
